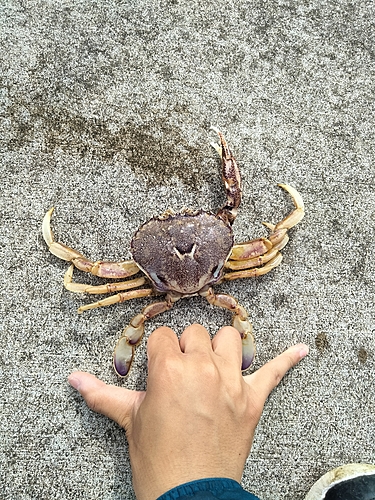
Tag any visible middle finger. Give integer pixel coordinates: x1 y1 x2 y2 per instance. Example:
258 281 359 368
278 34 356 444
179 323 213 354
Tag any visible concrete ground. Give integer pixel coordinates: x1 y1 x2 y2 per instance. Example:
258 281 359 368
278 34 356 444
1 1 374 498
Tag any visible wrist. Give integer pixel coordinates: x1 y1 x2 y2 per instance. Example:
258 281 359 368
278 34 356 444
132 459 242 500
156 477 260 500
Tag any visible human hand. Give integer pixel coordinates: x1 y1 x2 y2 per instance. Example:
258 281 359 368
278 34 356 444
68 324 309 500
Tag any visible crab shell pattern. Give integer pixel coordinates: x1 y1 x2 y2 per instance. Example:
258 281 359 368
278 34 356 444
43 128 304 377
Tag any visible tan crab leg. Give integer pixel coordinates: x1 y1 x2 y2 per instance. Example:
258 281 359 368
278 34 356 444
114 297 175 377
224 184 303 272
63 264 147 294
77 288 153 313
222 254 283 281
229 231 289 260
43 208 140 278
271 183 305 231
228 184 304 262
225 235 289 271
230 237 273 261
200 287 255 371
211 127 242 225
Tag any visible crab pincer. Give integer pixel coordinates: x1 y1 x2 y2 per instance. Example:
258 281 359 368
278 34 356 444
113 338 135 377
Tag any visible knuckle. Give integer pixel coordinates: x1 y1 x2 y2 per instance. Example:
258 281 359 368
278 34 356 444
193 354 219 380
159 355 184 376
273 370 283 386
268 353 296 386
268 365 283 386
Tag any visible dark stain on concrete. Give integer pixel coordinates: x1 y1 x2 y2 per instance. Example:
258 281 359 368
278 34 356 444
271 292 289 309
5 100 212 190
315 332 329 353
358 348 368 364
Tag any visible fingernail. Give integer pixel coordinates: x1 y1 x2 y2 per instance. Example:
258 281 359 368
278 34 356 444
68 373 82 391
297 343 309 359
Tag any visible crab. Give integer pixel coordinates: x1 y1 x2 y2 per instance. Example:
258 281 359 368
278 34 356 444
43 127 304 377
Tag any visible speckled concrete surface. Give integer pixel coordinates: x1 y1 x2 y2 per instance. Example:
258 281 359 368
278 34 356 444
1 1 374 499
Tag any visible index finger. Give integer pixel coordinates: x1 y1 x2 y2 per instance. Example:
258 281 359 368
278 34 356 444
147 326 181 363
212 326 242 369
244 343 309 404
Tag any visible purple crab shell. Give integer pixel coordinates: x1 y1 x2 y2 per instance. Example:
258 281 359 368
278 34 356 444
131 210 234 295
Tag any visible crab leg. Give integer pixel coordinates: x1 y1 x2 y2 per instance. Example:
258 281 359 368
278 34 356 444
230 237 273 261
63 264 147 294
114 297 175 377
77 288 153 313
211 127 242 225
223 183 303 277
272 183 304 231
43 208 140 278
222 254 283 281
228 183 303 263
225 235 289 271
200 287 255 371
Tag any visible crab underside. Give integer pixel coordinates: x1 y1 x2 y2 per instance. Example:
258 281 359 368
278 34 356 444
43 128 304 377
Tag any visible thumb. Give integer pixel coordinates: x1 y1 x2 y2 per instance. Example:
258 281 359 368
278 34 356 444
68 371 145 429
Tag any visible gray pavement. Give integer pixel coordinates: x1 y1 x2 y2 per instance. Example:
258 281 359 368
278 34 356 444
1 1 374 499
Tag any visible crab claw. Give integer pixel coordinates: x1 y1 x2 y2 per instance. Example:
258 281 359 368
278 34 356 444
241 332 256 371
210 126 223 156
113 337 134 377
121 314 145 345
233 315 256 371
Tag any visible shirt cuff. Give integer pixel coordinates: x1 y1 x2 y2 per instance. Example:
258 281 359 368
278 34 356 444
156 477 260 500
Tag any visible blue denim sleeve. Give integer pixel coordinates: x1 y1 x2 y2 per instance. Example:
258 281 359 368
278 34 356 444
156 478 260 500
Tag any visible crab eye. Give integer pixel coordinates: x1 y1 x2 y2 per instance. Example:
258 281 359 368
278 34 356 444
212 261 224 279
149 272 168 290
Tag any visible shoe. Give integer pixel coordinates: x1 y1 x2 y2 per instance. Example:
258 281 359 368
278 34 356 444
305 463 375 499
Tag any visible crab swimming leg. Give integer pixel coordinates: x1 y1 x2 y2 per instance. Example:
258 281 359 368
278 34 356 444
200 287 255 371
43 208 140 278
211 127 242 226
114 296 175 377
